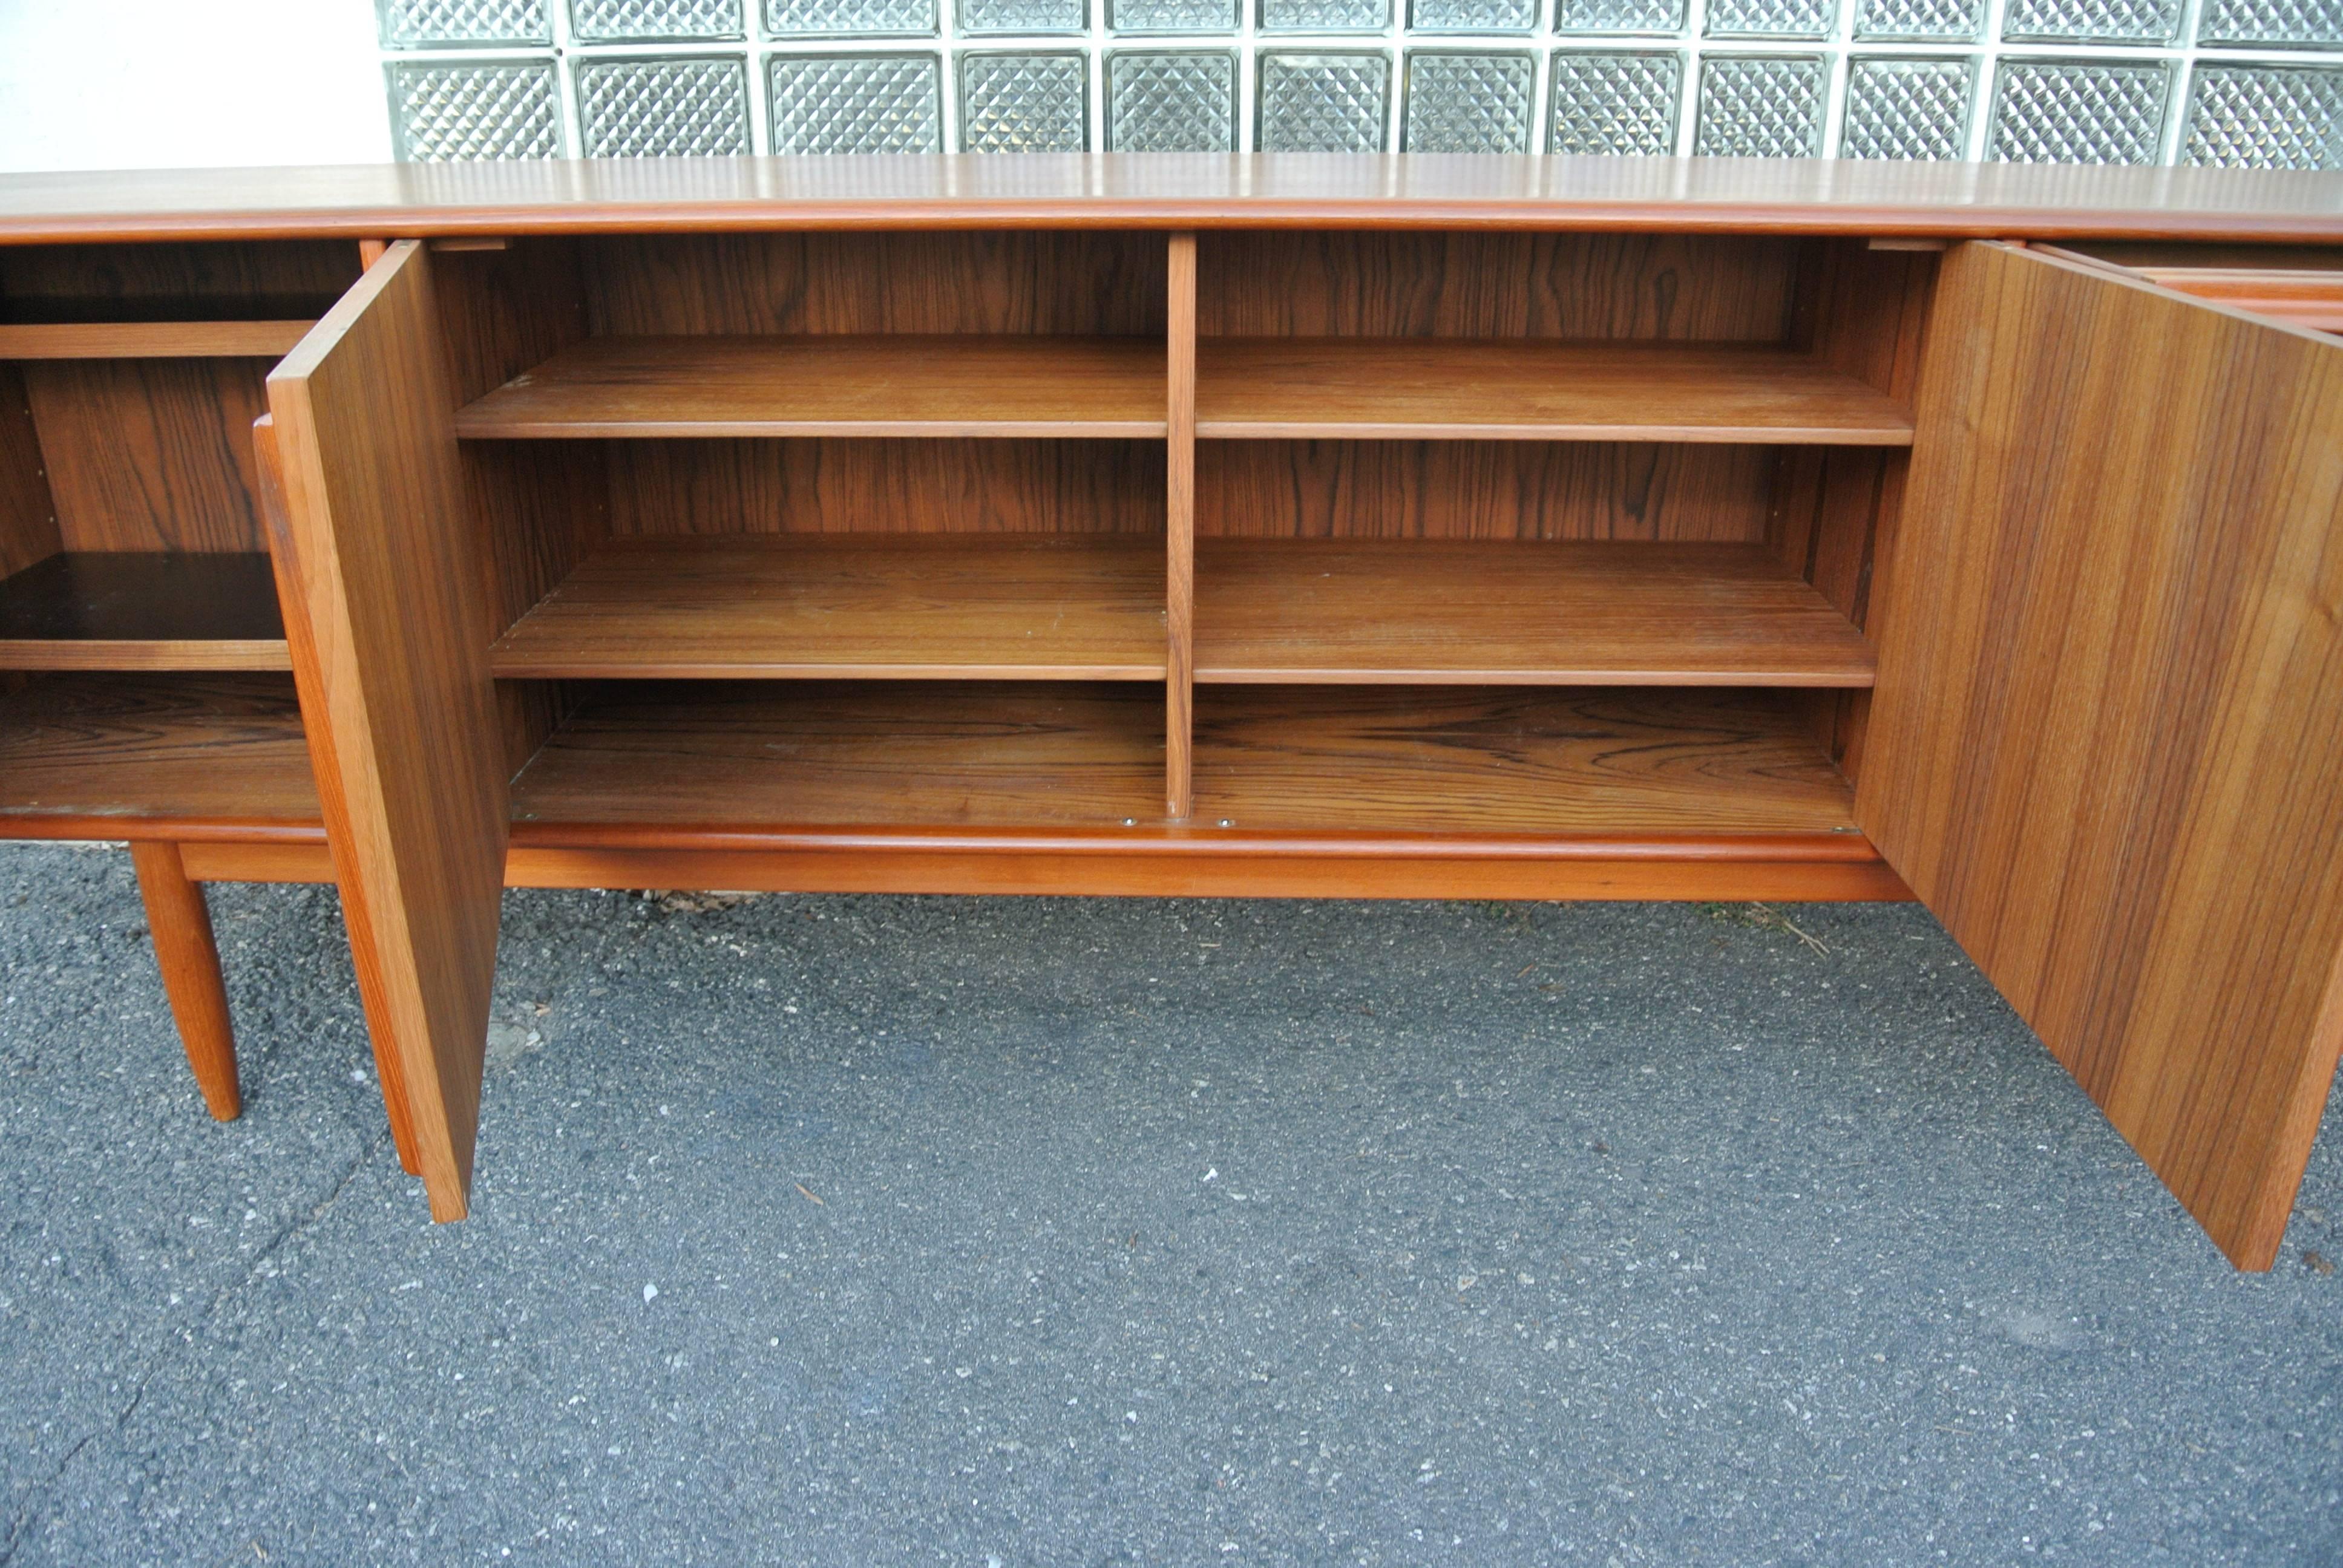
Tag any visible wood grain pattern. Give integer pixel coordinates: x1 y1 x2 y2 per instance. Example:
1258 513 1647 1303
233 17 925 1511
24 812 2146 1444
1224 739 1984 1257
1859 241 2343 1271
0 238 358 321
605 439 1164 537
129 839 243 1121
1194 339 1914 443
1197 230 1798 340
0 321 314 360
1167 232 1196 819
0 671 317 833
0 551 288 670
456 335 1168 439
0 362 61 578
582 230 1165 336
4 157 2342 244
269 240 508 1222
490 534 1168 679
254 413 424 1179
1198 440 1777 541
24 357 271 552
1194 540 1874 686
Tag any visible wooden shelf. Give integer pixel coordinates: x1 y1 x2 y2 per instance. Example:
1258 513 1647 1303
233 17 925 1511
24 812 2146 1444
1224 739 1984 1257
0 320 313 360
455 335 1168 440
1195 539 1874 687
1193 686 1855 836
0 553 290 671
490 533 1167 681
0 672 318 836
1194 338 1915 444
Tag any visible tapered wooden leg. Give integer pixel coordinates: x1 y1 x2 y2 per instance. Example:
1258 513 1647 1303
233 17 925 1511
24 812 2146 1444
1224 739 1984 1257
129 841 241 1122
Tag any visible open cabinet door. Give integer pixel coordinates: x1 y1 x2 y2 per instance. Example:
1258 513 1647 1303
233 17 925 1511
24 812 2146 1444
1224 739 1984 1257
266 241 508 1221
1859 241 2343 1270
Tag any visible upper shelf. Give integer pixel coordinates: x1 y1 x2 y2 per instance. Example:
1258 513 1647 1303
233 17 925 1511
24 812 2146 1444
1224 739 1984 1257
455 335 1168 440
1194 339 1915 444
0 320 314 360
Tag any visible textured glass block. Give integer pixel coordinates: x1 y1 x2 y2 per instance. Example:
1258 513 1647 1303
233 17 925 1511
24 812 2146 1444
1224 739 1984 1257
1108 52 1237 149
569 0 744 39
1548 51 1681 154
386 60 564 160
960 0 1087 32
1555 0 1684 31
1705 0 1834 38
1403 53 1535 152
1257 53 1392 151
1990 59 2169 163
1696 56 1826 156
1412 0 1538 32
2001 0 2182 44
1259 0 1392 32
1111 0 1239 27
769 54 942 151
764 0 935 36
2184 66 2343 169
1854 0 1984 41
576 56 749 157
2197 0 2343 49
1840 57 1973 158
959 53 1089 152
377 0 549 47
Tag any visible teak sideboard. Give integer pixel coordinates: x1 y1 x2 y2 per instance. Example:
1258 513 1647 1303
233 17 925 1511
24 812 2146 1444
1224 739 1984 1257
2 156 2340 1270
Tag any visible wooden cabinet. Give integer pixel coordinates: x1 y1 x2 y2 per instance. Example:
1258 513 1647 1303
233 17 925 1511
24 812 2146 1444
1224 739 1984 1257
4 157 2340 1268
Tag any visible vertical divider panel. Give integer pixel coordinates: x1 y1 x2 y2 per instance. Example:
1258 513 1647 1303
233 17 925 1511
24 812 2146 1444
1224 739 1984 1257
0 361 62 577
1166 232 1197 822
266 241 508 1223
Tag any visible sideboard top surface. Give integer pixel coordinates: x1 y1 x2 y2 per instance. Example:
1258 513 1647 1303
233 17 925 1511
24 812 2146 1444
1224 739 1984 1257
3 155 2342 245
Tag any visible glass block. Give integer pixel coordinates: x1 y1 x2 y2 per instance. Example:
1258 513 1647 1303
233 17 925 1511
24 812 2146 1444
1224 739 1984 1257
1989 59 2169 163
769 54 942 151
2001 0 2182 44
569 0 744 39
959 53 1090 152
2197 0 2343 50
576 56 749 157
1257 53 1392 151
1108 51 1237 149
1548 51 1681 154
1403 53 1535 152
1840 57 1973 158
385 59 564 160
377 0 549 47
1705 0 1835 39
1259 0 1392 33
1111 0 1239 27
1696 55 1826 156
1411 0 1538 32
1555 0 1684 32
2184 66 2343 169
1854 0 1984 41
764 0 936 36
959 0 1087 32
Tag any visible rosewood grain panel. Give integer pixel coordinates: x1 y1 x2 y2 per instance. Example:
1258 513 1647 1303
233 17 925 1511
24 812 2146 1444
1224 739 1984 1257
490 534 1168 679
1198 230 1799 340
0 671 316 831
603 438 1164 537
25 357 272 552
0 362 60 578
1197 440 1777 541
1194 340 1914 443
458 335 1168 439
1859 241 2343 1270
0 239 358 322
1194 540 1874 686
269 239 508 1222
582 230 1165 336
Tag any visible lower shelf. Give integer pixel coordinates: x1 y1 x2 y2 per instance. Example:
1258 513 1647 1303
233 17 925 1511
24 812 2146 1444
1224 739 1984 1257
0 553 290 671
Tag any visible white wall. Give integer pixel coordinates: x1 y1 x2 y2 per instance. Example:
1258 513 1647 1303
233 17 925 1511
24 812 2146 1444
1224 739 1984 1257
0 0 389 173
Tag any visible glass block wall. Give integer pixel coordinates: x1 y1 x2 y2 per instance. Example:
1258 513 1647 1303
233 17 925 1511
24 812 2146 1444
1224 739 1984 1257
376 0 2343 165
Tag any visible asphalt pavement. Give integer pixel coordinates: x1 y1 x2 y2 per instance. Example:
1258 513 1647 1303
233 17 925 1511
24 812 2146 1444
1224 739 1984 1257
1 842 2336 1566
